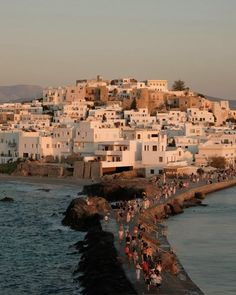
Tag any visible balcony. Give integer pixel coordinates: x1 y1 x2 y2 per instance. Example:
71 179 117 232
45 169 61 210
8 142 17 148
95 150 122 156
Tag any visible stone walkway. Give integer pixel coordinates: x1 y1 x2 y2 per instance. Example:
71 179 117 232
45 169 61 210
101 179 209 294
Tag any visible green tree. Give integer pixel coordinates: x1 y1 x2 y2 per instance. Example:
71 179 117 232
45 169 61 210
130 98 137 110
210 156 227 169
197 168 204 176
172 80 186 91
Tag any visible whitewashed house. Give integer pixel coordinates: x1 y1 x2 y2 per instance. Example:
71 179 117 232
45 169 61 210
0 130 20 163
94 140 138 174
74 121 122 155
187 108 215 124
124 108 156 127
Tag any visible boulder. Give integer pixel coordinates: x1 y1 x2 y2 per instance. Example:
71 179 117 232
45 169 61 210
168 200 184 215
183 198 202 208
74 229 137 295
194 192 205 200
0 197 14 202
83 180 145 201
160 251 178 275
62 197 111 231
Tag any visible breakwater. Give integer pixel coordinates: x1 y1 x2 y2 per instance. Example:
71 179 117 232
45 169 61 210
74 228 138 295
138 178 236 294
65 177 236 295
144 178 236 221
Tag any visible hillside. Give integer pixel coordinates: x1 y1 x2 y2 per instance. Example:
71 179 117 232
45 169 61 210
0 85 43 102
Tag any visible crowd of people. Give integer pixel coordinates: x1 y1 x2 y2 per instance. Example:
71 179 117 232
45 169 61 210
114 198 164 292
104 168 236 292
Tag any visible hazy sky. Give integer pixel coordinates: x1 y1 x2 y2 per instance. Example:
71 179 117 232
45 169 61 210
0 0 236 99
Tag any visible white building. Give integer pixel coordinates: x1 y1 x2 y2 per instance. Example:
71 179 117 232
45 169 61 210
187 108 215 124
0 130 19 163
195 140 236 167
95 140 138 174
40 128 74 160
124 108 156 127
61 100 89 121
74 121 122 155
145 80 168 92
142 133 193 172
19 131 41 160
157 111 186 126
43 87 66 105
87 104 123 121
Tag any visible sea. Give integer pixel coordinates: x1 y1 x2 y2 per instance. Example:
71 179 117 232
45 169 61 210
168 186 236 295
0 180 85 295
1 180 236 295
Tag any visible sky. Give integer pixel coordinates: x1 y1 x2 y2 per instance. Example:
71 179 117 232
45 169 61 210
0 0 236 99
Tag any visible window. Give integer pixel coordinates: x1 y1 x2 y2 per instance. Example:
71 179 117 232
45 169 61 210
150 169 155 174
159 157 163 162
153 145 157 151
137 134 141 139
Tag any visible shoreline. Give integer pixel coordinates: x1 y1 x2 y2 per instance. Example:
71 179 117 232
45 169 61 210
2 174 235 294
0 174 97 187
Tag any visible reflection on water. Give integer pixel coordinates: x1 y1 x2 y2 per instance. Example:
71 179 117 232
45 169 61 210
0 181 85 295
168 187 236 295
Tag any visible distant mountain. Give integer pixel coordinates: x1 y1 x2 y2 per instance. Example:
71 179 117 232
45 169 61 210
0 85 43 103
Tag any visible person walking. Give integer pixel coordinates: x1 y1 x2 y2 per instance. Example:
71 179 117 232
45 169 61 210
135 262 142 281
118 225 124 243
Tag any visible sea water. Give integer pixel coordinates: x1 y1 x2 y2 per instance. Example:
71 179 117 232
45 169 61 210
168 186 236 295
0 180 85 295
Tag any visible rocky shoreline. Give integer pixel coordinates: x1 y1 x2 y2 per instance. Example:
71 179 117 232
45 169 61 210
62 177 236 294
131 177 236 294
73 228 138 295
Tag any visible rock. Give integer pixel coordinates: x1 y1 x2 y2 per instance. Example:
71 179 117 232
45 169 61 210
83 180 146 201
74 229 137 295
167 200 184 215
164 204 172 215
183 198 202 208
195 192 205 200
62 197 111 231
160 251 178 275
0 197 14 202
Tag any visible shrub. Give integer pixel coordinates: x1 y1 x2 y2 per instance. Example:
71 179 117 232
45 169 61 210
0 161 19 174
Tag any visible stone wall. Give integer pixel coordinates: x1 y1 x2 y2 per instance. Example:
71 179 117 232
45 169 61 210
12 161 65 177
73 161 102 179
144 178 236 221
